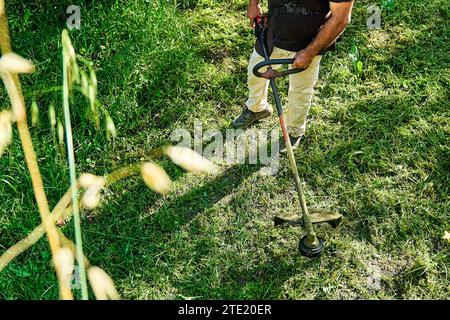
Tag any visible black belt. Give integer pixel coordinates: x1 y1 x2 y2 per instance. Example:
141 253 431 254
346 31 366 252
270 6 327 17
273 36 335 54
273 37 312 50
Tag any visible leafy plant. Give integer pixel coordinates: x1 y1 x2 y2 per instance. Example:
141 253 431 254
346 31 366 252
381 0 396 12
349 44 363 76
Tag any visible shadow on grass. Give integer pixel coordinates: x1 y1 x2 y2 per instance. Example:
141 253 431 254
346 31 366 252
82 163 262 271
299 91 448 245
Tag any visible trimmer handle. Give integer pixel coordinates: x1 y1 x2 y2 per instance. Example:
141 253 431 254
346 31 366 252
253 16 304 79
254 15 269 38
253 59 304 78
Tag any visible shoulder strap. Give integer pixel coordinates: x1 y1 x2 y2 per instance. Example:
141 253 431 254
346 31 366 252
270 5 327 17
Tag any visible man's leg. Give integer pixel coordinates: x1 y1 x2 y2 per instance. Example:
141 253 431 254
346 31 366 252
285 55 322 139
245 49 271 113
233 48 283 128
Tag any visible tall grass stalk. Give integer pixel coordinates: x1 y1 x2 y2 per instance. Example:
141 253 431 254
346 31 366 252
0 2 221 298
61 29 88 299
0 0 72 300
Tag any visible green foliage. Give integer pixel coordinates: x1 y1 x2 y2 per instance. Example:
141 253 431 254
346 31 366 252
1 0 449 300
381 0 396 11
349 44 364 76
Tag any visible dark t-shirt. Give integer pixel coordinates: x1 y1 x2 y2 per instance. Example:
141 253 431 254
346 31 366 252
268 0 352 52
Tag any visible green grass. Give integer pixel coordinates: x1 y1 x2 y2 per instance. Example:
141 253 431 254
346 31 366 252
0 0 449 299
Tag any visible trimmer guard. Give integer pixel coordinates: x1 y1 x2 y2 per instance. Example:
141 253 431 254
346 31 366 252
274 209 342 228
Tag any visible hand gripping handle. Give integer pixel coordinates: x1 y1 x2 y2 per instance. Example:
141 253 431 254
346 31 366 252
253 59 304 79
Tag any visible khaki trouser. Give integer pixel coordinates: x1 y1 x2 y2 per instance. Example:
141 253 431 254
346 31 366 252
245 47 322 137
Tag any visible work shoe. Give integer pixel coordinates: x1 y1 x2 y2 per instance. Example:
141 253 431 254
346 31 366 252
232 106 272 129
279 134 302 154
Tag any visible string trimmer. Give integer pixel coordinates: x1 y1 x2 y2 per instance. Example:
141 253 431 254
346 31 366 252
252 15 342 257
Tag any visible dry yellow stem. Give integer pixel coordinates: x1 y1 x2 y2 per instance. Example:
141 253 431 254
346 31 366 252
0 207 70 272
0 185 90 272
0 164 142 271
0 1 71 299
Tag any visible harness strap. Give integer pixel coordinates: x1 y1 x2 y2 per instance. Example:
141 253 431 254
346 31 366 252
270 5 327 17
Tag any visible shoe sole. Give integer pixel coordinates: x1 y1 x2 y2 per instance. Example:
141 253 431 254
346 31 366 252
232 113 272 129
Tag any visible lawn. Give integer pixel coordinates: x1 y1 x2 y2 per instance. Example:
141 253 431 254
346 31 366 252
0 0 449 299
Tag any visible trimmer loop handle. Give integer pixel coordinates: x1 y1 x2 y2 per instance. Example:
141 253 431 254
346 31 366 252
253 16 305 79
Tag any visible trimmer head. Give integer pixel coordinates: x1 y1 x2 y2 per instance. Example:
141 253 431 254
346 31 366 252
299 236 324 258
274 209 342 228
275 210 341 257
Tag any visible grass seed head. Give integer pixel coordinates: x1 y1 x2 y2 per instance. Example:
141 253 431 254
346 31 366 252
81 71 89 96
81 177 106 209
31 100 39 127
141 162 173 195
82 187 101 209
62 30 76 62
87 266 120 300
57 119 65 146
79 173 102 188
53 247 74 287
49 104 56 131
165 146 220 174
90 69 97 92
72 62 80 84
105 116 117 141
0 110 13 157
442 231 450 243
89 84 96 111
0 52 35 74
68 46 76 62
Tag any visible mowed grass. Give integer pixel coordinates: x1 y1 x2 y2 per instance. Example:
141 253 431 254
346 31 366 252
0 0 449 299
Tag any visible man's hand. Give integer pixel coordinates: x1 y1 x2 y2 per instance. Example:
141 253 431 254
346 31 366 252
247 0 262 27
293 49 315 69
294 1 354 68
